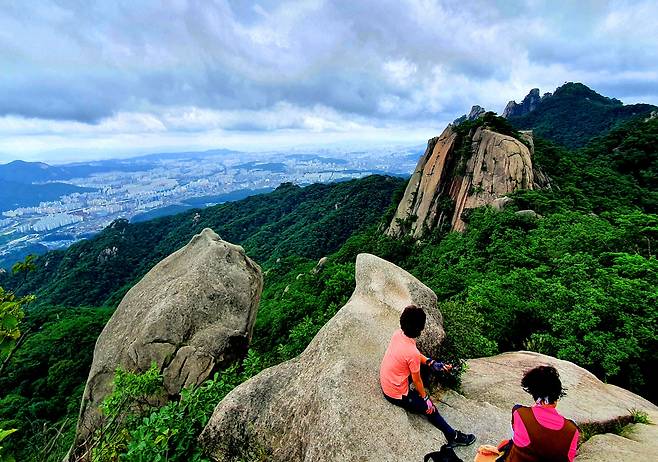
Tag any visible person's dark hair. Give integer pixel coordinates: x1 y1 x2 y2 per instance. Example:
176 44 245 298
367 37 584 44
521 365 565 403
400 305 426 338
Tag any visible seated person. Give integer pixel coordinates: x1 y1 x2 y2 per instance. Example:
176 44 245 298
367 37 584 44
504 365 579 462
380 304 476 448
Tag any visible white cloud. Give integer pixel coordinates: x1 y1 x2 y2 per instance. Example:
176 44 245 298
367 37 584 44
383 59 419 88
0 0 657 161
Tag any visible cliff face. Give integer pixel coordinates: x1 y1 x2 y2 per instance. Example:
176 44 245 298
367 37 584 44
386 123 536 237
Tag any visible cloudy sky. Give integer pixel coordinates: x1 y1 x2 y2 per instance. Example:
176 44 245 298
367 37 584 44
1 0 657 163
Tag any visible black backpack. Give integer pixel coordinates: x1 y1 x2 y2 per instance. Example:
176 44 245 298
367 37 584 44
424 444 463 462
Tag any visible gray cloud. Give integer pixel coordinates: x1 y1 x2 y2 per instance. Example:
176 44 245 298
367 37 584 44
0 0 657 156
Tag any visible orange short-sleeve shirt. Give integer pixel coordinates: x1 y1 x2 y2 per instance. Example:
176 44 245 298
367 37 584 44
380 329 421 399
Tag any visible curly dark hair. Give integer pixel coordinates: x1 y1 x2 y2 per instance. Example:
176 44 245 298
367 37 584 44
400 305 426 338
521 365 565 403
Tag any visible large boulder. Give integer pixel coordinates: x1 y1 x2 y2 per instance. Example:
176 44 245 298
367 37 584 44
70 228 262 458
200 253 445 461
386 124 536 237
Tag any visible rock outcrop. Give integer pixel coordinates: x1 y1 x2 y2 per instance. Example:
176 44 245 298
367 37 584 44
453 105 487 125
502 88 543 118
200 253 445 461
576 424 658 461
69 228 263 459
386 123 536 237
200 253 658 461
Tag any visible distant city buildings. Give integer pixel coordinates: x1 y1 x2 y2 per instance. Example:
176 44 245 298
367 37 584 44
0 146 420 266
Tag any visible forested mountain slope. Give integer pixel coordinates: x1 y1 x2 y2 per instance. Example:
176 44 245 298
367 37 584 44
506 82 656 148
1 113 656 461
1 175 404 308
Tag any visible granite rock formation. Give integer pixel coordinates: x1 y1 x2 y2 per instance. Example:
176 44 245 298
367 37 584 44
69 228 262 459
386 123 536 237
199 254 658 461
502 88 543 118
446 351 658 461
200 253 445 461
453 104 487 125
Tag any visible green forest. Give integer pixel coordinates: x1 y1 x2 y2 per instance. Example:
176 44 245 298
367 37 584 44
1 109 657 461
507 82 657 148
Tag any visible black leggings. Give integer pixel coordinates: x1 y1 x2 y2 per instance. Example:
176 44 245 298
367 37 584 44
384 388 456 441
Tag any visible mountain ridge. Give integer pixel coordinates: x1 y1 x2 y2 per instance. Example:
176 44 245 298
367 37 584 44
505 82 657 148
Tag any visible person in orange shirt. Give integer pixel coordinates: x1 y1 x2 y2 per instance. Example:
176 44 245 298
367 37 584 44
380 305 476 448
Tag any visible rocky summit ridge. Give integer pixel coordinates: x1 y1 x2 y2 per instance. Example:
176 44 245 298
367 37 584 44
60 227 658 462
386 118 542 238
502 88 549 118
199 253 658 462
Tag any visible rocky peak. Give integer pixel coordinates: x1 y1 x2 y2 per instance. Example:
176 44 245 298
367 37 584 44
502 88 542 118
452 104 487 125
386 118 538 238
468 105 486 120
200 253 445 461
68 228 263 460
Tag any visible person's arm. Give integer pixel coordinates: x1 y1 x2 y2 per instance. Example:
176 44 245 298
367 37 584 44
411 369 435 414
511 409 530 447
411 369 427 398
568 429 579 462
410 350 434 414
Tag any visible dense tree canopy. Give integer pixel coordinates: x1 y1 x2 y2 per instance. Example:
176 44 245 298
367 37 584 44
508 82 656 149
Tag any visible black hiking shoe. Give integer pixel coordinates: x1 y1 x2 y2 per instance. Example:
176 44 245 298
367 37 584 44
447 430 476 448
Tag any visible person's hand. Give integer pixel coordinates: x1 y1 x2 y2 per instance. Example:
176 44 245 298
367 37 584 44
427 358 452 374
424 395 435 414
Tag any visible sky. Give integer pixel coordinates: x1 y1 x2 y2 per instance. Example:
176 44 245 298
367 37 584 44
1 0 657 163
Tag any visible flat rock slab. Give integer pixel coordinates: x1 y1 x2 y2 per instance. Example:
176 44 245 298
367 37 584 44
462 351 658 424
576 423 658 461
457 351 658 461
